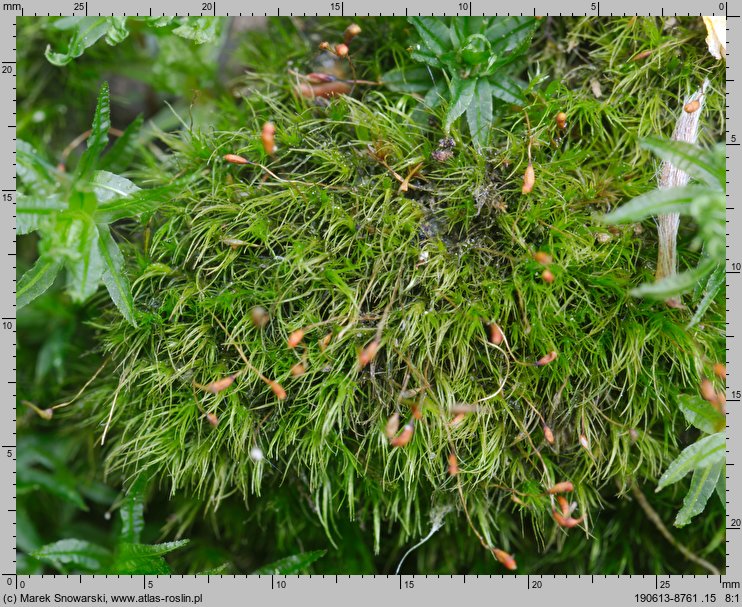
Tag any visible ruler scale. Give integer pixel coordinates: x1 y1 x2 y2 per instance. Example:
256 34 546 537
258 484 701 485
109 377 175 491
2 2 738 605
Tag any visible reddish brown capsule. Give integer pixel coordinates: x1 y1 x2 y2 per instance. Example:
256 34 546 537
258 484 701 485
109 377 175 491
319 41 330 50
535 351 558 367
552 509 569 527
553 510 585 528
385 412 400 439
224 153 249 165
268 380 287 400
390 423 414 447
344 23 362 44
534 251 552 265
556 495 570 517
319 333 332 352
450 412 467 426
448 452 459 476
296 81 352 99
358 339 381 369
555 111 567 129
250 306 269 328
261 122 276 156
541 269 555 284
631 49 652 61
306 72 336 83
287 329 305 349
543 424 555 444
700 378 716 403
570 514 586 526
203 374 237 394
488 322 505 345
335 43 349 57
493 548 517 571
206 412 219 427
684 100 700 113
290 362 306 377
411 403 423 421
547 481 574 495
714 363 727 381
222 237 249 250
521 162 535 194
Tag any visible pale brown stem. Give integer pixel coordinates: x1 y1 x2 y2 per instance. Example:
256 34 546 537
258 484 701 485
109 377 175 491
631 483 720 575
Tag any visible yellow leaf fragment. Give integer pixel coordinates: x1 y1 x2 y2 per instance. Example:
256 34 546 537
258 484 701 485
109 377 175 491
703 16 726 61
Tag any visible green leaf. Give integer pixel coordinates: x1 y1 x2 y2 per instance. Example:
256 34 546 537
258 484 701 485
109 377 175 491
409 46 444 69
18 468 88 511
17 256 62 309
466 78 493 151
17 140 58 191
119 476 148 544
172 17 220 44
198 563 231 575
450 17 487 47
252 550 326 575
99 114 143 173
688 265 724 328
674 460 723 527
47 16 87 31
31 539 110 572
488 75 525 105
16 508 43 554
112 541 189 573
602 185 709 224
656 432 726 492
94 191 161 223
642 138 725 189
630 259 715 300
450 18 468 47
117 540 190 559
484 17 537 53
382 66 437 94
112 555 171 575
65 219 104 303
17 193 66 235
445 75 476 131
44 17 110 66
105 16 129 45
95 180 180 224
91 170 140 203
420 79 448 111
97 225 137 326
408 17 452 55
692 193 726 262
76 82 111 178
716 469 726 504
678 394 726 435
145 16 175 27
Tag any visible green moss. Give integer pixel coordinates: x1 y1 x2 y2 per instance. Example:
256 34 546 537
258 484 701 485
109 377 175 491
53 16 727 574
